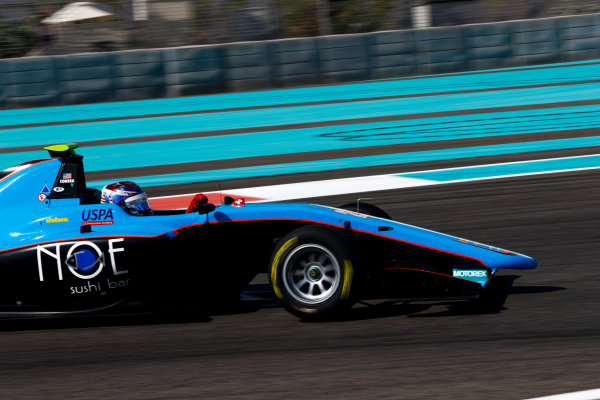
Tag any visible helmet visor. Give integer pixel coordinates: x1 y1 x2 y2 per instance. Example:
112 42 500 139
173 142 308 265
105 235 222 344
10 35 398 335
125 192 151 215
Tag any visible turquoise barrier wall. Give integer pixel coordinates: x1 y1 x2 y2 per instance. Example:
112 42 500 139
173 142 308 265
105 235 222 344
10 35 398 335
465 23 512 70
1 13 599 109
163 46 224 97
271 38 319 87
367 30 417 79
114 50 165 101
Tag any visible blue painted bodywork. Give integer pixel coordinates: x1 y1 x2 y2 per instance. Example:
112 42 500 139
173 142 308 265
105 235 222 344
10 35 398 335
0 149 537 316
209 202 537 276
0 155 536 291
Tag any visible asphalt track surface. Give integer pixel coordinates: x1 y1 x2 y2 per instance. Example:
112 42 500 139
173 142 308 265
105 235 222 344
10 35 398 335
1 61 600 399
1 173 599 400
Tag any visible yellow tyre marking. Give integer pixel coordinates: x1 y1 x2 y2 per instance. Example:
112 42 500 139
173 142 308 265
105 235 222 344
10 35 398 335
270 236 298 300
340 260 354 300
293 306 317 314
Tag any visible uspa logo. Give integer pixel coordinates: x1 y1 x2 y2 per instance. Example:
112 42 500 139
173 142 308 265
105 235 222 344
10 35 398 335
82 208 114 225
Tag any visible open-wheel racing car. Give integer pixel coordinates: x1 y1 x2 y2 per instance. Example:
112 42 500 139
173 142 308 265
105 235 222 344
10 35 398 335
0 144 536 319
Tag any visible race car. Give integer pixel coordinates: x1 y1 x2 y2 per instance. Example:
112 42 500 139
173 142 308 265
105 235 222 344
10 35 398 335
0 144 537 319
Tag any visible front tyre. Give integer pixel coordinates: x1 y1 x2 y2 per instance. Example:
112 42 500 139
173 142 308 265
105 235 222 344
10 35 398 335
269 225 357 319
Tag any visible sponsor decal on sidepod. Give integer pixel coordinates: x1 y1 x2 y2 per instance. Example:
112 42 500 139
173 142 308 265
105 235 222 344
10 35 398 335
452 269 488 285
82 209 114 226
60 172 74 184
46 217 69 223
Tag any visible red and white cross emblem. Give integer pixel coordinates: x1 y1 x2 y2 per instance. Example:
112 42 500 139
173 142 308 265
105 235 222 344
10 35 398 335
232 198 245 207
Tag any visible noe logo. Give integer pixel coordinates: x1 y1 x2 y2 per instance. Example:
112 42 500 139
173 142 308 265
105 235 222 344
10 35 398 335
82 208 114 225
64 242 105 279
36 238 127 282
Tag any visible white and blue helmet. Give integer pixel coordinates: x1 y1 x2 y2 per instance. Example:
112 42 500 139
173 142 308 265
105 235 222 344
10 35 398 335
100 181 151 215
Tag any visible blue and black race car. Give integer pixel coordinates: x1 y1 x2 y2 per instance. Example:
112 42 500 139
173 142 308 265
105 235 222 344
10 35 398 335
0 144 536 319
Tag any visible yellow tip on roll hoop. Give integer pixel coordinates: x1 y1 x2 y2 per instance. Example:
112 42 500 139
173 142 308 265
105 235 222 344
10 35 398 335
43 143 79 156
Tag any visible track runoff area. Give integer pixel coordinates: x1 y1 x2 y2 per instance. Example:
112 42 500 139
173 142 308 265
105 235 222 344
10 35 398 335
1 59 600 399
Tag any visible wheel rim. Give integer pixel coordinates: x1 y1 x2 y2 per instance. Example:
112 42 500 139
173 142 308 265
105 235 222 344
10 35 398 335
282 243 341 304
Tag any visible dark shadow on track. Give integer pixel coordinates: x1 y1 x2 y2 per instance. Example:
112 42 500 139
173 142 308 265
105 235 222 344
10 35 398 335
0 283 277 332
0 279 565 329
0 309 212 332
408 275 564 318
299 275 565 322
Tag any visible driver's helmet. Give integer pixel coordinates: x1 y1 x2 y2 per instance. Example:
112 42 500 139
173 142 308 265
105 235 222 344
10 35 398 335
100 181 151 215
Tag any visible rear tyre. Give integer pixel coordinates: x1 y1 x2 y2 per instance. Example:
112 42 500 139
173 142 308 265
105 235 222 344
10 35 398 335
269 225 357 319
338 202 392 220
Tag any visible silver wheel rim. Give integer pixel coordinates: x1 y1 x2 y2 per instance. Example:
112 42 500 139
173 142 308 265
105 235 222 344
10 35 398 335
282 243 341 304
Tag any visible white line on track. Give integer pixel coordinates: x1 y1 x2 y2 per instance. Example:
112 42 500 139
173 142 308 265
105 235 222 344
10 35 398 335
524 388 600 400
416 165 600 186
399 153 600 174
148 176 434 208
149 154 600 207
227 175 433 202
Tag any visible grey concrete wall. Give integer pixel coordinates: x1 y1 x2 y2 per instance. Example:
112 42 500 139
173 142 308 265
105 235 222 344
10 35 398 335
1 13 599 109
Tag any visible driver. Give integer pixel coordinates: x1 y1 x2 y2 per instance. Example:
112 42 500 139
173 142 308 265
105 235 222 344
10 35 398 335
100 181 152 216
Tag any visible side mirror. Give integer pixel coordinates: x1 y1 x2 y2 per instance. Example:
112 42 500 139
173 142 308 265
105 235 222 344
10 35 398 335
197 203 215 215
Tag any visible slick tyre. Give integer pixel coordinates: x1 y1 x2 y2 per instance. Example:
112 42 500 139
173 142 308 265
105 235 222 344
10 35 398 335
269 225 357 319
